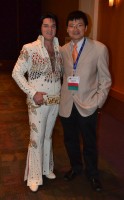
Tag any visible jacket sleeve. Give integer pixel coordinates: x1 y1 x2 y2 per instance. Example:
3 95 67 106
97 45 112 108
12 45 37 99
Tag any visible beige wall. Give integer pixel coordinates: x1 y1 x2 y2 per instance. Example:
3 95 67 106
79 0 99 39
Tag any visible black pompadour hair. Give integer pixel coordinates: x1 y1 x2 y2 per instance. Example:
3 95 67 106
40 12 58 30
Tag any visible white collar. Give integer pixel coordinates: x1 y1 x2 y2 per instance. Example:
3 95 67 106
71 38 85 52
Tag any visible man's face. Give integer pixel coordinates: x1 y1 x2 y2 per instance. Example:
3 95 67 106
41 18 56 41
67 18 87 42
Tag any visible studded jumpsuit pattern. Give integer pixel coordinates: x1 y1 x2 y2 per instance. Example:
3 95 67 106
12 35 62 186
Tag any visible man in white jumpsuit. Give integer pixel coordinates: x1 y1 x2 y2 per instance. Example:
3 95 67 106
12 13 62 192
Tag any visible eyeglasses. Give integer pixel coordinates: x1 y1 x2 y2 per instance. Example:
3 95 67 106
68 23 85 29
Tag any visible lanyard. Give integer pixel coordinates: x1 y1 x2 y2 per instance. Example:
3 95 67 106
73 38 86 73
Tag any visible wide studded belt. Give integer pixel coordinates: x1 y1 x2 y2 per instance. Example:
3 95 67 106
43 94 60 105
27 94 60 107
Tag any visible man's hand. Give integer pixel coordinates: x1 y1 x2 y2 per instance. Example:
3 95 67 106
33 92 47 105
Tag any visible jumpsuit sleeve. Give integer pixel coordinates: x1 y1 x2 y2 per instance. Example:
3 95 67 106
12 45 37 99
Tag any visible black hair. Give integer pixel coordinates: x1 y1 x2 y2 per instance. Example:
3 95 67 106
40 12 58 30
66 10 88 27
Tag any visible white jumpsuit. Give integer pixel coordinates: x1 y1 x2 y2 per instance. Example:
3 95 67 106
12 35 62 186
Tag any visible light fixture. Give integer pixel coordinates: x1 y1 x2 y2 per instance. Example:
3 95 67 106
109 0 114 6
109 0 120 7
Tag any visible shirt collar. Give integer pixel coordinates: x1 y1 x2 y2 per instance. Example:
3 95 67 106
71 37 85 52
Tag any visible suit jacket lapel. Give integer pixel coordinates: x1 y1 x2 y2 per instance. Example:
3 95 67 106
78 38 93 64
63 39 94 68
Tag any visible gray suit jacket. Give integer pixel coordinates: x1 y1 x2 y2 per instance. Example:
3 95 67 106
59 38 112 117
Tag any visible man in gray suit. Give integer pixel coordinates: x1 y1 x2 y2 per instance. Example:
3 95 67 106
59 10 112 192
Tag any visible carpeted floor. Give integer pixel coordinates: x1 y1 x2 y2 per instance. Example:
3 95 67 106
0 65 124 200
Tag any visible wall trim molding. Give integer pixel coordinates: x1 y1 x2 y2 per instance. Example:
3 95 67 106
110 88 124 102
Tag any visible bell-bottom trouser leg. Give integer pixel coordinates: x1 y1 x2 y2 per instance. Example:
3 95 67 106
24 104 59 186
